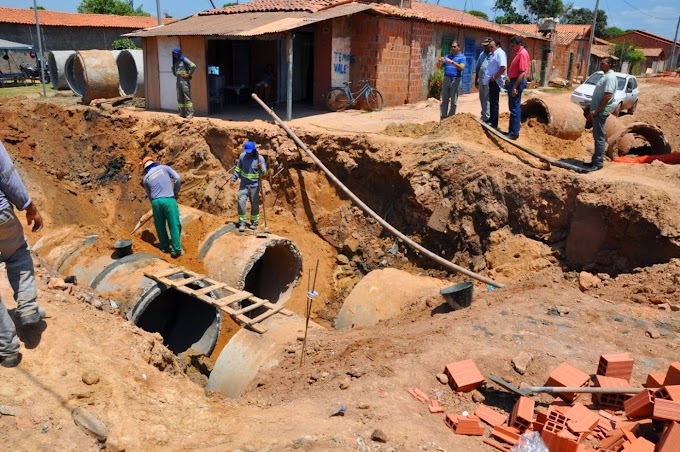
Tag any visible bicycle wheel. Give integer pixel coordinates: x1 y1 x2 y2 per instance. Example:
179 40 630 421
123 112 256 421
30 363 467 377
366 89 384 111
326 88 350 112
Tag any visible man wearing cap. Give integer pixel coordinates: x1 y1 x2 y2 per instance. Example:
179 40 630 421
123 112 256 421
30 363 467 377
171 48 197 119
475 38 493 123
141 157 183 257
437 41 466 119
0 140 44 368
230 141 267 233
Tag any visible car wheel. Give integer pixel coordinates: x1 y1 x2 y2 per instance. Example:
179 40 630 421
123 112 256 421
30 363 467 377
612 103 621 117
628 100 637 115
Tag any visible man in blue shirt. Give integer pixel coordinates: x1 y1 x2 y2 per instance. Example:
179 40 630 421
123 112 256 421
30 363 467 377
0 140 44 368
230 141 267 233
438 41 466 119
588 57 617 171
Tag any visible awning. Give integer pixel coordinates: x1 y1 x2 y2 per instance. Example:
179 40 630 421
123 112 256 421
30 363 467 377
126 3 372 38
0 38 34 51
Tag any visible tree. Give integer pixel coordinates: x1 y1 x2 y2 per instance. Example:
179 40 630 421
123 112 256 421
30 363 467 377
561 7 608 38
493 0 529 24
524 0 564 20
77 0 150 16
468 10 489 20
112 38 139 50
612 41 645 72
605 27 627 38
33 6 46 9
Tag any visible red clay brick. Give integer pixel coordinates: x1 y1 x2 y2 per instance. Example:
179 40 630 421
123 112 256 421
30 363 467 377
444 413 485 436
490 425 520 445
595 375 634 409
646 372 666 388
509 396 535 432
624 389 655 419
474 405 507 427
566 402 599 434
621 436 655 452
653 398 680 422
443 359 484 392
655 385 680 401
541 429 585 452
428 399 444 413
408 387 429 403
600 428 626 450
658 421 680 452
483 437 512 451
598 353 634 382
664 362 680 386
546 362 591 402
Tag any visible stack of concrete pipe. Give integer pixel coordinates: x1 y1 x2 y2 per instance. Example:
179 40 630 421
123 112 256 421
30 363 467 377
60 49 144 101
32 206 307 398
520 97 672 158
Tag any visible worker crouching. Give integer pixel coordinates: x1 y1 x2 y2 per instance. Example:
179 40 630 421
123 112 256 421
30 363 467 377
141 157 183 258
230 141 266 233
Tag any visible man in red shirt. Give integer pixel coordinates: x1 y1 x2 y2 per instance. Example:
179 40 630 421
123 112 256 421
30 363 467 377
506 36 530 139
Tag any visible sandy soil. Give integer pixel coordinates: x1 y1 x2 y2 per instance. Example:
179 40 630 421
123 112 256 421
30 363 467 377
0 77 678 451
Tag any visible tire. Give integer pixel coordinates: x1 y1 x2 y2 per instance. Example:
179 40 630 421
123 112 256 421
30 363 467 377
325 88 349 112
366 89 384 111
612 103 621 117
628 100 637 115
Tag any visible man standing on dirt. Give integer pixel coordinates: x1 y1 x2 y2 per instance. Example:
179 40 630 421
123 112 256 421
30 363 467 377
0 140 44 368
438 41 466 119
171 48 196 119
229 141 267 233
475 37 492 123
141 156 183 258
588 57 617 171
483 38 507 129
506 36 530 140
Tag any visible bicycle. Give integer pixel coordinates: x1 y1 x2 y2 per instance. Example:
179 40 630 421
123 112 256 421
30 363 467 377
325 79 384 112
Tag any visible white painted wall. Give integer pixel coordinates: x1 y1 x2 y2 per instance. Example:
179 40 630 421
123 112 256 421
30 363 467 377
331 37 351 87
157 36 180 111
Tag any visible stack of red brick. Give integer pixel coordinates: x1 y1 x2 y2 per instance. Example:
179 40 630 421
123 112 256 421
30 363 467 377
408 357 680 451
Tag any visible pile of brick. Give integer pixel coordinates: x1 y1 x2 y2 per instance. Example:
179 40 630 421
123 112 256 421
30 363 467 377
408 357 680 451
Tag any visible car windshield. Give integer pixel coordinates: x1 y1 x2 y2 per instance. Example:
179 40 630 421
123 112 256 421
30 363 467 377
616 76 625 90
584 72 627 91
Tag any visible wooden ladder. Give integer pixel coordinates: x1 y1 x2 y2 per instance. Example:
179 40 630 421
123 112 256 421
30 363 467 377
144 267 293 334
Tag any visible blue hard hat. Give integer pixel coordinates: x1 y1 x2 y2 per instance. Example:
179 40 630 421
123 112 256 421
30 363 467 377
244 141 257 153
172 48 181 55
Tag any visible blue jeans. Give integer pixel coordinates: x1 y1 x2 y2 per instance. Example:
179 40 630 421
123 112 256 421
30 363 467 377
440 76 461 118
507 78 526 136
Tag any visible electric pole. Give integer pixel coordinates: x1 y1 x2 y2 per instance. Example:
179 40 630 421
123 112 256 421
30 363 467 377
32 0 46 97
670 16 679 72
156 0 161 25
584 0 600 77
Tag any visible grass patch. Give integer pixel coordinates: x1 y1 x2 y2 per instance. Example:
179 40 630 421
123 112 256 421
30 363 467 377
0 84 50 99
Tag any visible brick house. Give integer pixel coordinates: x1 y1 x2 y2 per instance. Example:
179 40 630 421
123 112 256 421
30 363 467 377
609 30 680 72
507 23 591 83
128 0 546 118
0 7 172 73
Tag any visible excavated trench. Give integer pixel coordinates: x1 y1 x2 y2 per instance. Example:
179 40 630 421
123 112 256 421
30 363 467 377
3 98 680 394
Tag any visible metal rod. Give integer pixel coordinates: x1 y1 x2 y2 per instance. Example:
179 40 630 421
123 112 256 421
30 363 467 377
286 33 294 121
251 92 505 288
670 16 680 72
583 0 600 78
300 260 319 368
156 0 161 26
32 0 46 97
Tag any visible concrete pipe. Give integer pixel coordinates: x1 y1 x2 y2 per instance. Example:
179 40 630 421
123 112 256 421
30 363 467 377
48 51 76 90
606 122 672 159
117 49 144 97
72 50 120 104
335 268 447 329
520 97 586 140
64 53 79 96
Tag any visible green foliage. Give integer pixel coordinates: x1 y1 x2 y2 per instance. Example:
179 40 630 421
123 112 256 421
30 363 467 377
612 41 645 71
428 68 443 100
111 38 139 50
77 0 150 16
493 0 529 24
468 10 489 20
605 27 627 38
524 0 564 20
561 7 608 38
223 2 238 6
33 6 46 9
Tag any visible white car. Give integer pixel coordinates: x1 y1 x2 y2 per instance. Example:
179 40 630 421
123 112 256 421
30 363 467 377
570 71 639 116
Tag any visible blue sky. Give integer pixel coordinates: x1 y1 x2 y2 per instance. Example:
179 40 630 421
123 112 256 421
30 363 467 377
4 0 679 40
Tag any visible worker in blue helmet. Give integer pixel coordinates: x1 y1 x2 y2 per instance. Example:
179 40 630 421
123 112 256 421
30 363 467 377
229 141 267 232
171 48 197 119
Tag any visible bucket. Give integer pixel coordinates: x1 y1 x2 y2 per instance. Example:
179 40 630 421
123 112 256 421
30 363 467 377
440 281 473 308
114 239 133 258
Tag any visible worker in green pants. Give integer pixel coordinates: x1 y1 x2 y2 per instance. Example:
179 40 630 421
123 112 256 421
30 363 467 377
141 156 183 257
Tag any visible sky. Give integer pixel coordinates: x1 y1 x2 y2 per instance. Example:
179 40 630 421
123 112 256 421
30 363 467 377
3 0 679 41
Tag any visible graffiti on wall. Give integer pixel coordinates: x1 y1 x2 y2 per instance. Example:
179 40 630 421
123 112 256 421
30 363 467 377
331 37 351 86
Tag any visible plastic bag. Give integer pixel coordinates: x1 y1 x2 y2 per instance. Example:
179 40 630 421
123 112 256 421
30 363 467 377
511 431 549 452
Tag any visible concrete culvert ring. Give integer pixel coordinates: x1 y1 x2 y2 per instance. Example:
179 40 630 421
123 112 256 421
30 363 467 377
606 123 672 159
117 49 144 97
131 279 221 357
73 50 120 104
520 97 585 140
48 51 75 90
64 53 80 96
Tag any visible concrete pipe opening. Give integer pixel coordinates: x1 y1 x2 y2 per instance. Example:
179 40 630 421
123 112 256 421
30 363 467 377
606 123 672 159
73 50 120 104
520 97 586 140
64 53 80 96
48 51 76 90
117 50 144 97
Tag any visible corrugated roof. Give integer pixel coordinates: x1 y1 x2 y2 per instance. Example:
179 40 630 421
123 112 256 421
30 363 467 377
199 0 342 15
642 48 664 57
0 38 34 50
128 3 372 37
0 7 174 28
507 23 590 45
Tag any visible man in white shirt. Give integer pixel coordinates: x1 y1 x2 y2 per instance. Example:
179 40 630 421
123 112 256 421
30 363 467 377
482 38 507 128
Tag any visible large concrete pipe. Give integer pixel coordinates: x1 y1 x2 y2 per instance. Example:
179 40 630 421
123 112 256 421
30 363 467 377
64 53 79 96
335 268 447 329
117 49 144 97
32 227 221 357
72 50 120 104
48 51 76 90
134 205 303 305
520 97 586 140
606 121 672 159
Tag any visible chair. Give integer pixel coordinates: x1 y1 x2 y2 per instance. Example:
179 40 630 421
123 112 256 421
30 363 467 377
208 75 226 110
